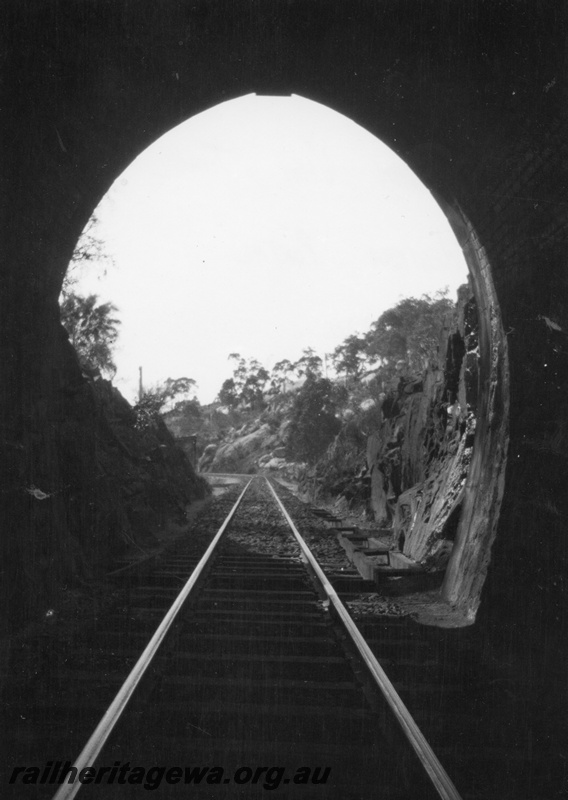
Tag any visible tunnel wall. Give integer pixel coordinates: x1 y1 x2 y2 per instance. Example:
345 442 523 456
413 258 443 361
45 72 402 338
441 207 509 619
1 0 567 772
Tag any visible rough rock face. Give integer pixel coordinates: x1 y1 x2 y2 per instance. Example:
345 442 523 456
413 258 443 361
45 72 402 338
1 329 209 631
198 287 479 575
90 379 210 545
297 286 479 572
368 285 478 566
200 423 280 473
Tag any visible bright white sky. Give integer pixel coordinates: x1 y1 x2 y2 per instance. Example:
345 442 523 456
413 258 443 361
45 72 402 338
74 93 467 404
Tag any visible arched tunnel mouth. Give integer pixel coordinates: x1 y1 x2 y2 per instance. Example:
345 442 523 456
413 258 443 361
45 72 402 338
438 203 510 623
1 8 563 797
54 96 510 629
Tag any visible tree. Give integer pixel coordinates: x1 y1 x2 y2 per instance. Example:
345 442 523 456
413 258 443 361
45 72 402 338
218 353 269 409
60 214 120 378
60 292 120 377
293 347 323 379
227 353 248 392
218 377 239 409
286 377 342 464
331 334 370 379
134 377 197 428
143 377 197 410
63 213 114 291
366 291 454 375
172 397 202 421
241 363 269 408
270 359 295 394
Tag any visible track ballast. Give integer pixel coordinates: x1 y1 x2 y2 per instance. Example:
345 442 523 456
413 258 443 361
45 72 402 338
6 477 470 800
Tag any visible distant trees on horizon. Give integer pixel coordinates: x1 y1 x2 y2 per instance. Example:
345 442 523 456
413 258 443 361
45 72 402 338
214 288 458 410
59 216 460 420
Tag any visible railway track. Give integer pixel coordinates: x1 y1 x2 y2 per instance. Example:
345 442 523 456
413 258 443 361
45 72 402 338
4 477 497 799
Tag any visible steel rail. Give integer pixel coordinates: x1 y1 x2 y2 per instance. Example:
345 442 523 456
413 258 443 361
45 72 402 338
265 478 464 800
52 478 253 800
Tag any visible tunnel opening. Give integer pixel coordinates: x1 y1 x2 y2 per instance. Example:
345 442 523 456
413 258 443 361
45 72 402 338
61 94 509 628
2 8 564 795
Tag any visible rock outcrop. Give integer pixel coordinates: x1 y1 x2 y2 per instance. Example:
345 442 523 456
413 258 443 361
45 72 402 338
90 379 210 546
302 285 479 571
370 285 478 566
1 326 210 631
203 423 278 473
